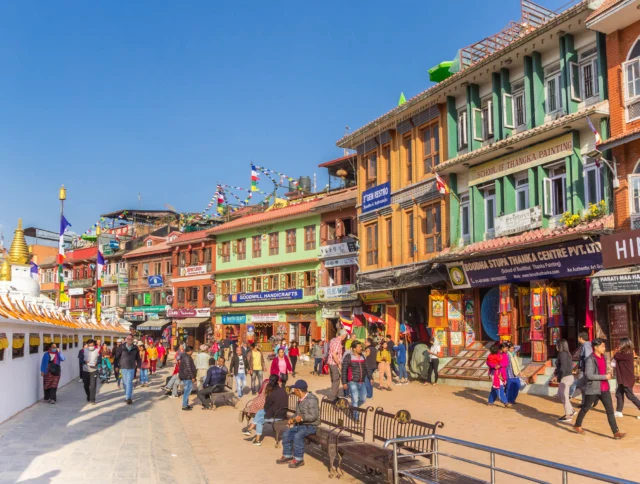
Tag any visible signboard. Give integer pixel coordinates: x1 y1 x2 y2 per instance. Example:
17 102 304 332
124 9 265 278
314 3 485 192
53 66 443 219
179 265 208 276
68 278 92 289
68 287 85 296
608 303 630 353
166 295 174 304
148 275 164 288
117 273 128 308
321 307 341 319
319 242 358 258
221 314 247 325
230 289 303 304
495 207 543 238
361 181 391 214
207 292 215 301
143 293 152 306
102 244 114 256
147 313 159 320
109 240 120 249
250 313 279 322
469 133 573 186
601 228 640 269
124 311 145 322
325 256 358 268
450 239 602 287
167 307 211 318
126 305 168 313
594 271 640 295
318 284 357 301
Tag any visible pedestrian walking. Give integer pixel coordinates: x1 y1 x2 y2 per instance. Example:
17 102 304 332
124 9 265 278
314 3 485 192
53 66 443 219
139 344 150 387
425 337 441 385
276 380 320 469
77 343 86 383
196 344 210 386
274 338 289 357
341 340 367 414
613 337 640 419
270 347 292 384
113 339 123 388
327 330 347 400
574 339 625 439
552 339 576 422
156 341 166 369
231 346 250 398
179 346 197 411
249 343 266 395
310 340 323 376
81 339 101 404
377 340 393 391
393 337 409 384
572 331 592 401
486 344 509 406
40 343 65 404
250 374 287 446
505 342 522 404
289 341 300 376
147 341 158 375
196 357 228 409
364 338 377 399
116 335 141 405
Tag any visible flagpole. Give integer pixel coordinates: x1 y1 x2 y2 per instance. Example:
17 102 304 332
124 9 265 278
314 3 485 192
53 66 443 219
57 185 66 307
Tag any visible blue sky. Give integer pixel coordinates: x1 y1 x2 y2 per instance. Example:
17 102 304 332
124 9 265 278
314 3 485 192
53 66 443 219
0 0 572 243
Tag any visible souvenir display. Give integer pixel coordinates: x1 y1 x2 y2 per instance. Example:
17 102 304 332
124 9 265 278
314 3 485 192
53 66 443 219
549 327 561 346
498 313 511 336
531 287 545 316
518 287 530 327
532 340 547 362
447 294 463 332
530 315 546 341
546 287 564 327
465 321 476 347
499 284 512 313
464 298 474 316
429 294 447 327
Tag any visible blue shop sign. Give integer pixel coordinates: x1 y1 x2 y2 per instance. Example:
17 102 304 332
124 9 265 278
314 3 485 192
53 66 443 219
148 275 164 288
450 239 602 288
222 314 247 325
229 289 303 304
362 182 391 214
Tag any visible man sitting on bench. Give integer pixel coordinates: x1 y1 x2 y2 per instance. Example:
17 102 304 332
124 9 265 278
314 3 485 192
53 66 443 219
196 357 228 409
276 380 320 469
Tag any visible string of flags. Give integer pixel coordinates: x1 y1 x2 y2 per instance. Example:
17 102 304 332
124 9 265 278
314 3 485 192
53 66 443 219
254 165 301 191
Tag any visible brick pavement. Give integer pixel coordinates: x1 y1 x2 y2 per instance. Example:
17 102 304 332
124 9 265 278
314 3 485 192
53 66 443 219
1 359 639 483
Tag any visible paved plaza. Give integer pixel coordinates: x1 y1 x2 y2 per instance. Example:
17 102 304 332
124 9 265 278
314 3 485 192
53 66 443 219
1 360 639 483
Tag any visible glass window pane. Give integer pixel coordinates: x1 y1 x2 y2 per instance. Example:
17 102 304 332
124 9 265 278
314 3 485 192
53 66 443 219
423 128 431 156
426 210 434 234
517 190 526 211
486 199 495 230
426 239 434 253
587 170 598 205
462 206 469 236
433 124 439 151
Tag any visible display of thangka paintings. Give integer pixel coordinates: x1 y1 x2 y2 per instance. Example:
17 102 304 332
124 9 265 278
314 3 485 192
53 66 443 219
450 331 463 346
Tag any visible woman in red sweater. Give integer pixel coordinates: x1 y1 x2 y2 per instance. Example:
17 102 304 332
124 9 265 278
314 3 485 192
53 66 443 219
289 341 300 376
270 348 292 383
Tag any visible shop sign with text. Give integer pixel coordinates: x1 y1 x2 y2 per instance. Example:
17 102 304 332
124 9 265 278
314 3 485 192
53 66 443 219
221 314 247 325
319 242 358 258
148 275 163 288
601 229 640 269
124 311 145 322
68 278 93 289
495 207 542 237
318 284 357 301
126 305 168 313
595 272 640 295
68 288 84 296
324 256 358 268
167 307 211 318
250 313 279 322
362 182 391 213
179 265 209 276
230 289 303 303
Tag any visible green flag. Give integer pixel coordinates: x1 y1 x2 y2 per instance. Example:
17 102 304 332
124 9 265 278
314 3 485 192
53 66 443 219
398 92 406 106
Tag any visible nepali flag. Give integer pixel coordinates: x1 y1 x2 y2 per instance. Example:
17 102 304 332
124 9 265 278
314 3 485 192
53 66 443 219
435 173 447 195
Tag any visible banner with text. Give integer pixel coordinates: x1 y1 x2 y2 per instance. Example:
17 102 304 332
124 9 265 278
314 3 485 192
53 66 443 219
229 289 303 304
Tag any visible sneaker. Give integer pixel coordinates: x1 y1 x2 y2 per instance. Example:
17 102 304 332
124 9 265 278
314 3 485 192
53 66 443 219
559 416 573 423
169 395 178 399
126 399 132 405
182 406 193 411
614 431 627 440
276 456 294 465
242 430 252 436
50 400 56 405
253 439 262 446
288 459 305 469
614 412 624 418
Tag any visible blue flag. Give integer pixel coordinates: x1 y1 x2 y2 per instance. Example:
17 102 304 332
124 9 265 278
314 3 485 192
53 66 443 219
29 261 39 280
60 215 72 236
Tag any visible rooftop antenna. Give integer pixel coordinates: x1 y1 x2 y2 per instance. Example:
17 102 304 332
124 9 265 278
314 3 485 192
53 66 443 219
344 126 350 156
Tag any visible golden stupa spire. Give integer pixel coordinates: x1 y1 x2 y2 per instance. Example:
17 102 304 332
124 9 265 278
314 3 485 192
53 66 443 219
0 259 10 281
8 219 30 265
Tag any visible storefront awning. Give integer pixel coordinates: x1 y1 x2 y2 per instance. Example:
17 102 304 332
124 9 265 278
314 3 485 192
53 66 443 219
592 267 640 296
177 317 210 328
136 319 171 331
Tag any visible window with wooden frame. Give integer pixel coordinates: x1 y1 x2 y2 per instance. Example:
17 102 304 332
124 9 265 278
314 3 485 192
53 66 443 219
203 248 212 263
269 232 279 256
191 250 199 265
365 222 378 266
304 225 316 250
237 238 247 260
203 285 211 300
265 274 278 291
286 229 297 253
166 260 172 276
252 236 262 258
153 291 161 305
404 136 413 183
130 265 139 280
179 252 187 267
178 287 185 302
423 202 442 254
457 109 468 150
624 42 640 121
220 281 230 297
383 145 392 182
283 272 296 290
220 242 231 263
385 217 393 264
365 151 378 190
406 211 415 258
236 278 246 294
341 266 354 285
154 262 162 275
250 277 262 293
304 270 316 296
421 122 440 174
326 221 336 241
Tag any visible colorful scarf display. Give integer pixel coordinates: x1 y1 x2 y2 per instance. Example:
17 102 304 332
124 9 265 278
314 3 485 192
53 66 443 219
530 287 545 317
499 284 512 313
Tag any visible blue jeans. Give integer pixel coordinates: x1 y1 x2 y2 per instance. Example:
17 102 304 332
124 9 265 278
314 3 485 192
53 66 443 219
182 379 193 408
282 424 317 461
506 377 520 404
140 368 149 384
251 370 263 393
121 368 135 400
251 409 281 436
314 358 323 374
397 362 408 380
236 374 246 398
348 381 367 420
364 369 374 399
488 385 508 405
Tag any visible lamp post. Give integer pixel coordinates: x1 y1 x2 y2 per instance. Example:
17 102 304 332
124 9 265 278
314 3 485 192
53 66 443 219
585 149 620 189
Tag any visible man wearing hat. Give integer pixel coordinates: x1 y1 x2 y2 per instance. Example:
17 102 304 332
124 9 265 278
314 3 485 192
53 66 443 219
276 380 320 469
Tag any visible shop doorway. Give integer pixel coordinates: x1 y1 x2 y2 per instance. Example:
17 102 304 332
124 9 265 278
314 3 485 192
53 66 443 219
254 323 273 345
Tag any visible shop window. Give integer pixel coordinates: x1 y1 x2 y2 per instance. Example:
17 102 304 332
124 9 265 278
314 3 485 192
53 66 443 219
220 242 231 263
178 287 186 302
235 279 246 294
191 250 199 265
404 136 413 183
422 122 440 173
473 101 493 141
252 235 262 258
179 252 187 267
584 159 605 207
304 226 316 250
42 334 52 352
142 263 149 278
423 203 442 254
237 238 247 260
29 333 40 354
366 222 378 266
0 333 7 361
516 176 529 211
265 275 278 291
12 333 25 359
220 281 230 297
460 193 470 244
152 292 161 305
543 166 567 217
457 109 468 150
286 229 297 253
386 218 393 263
570 46 599 102
406 211 415 258
269 232 279 256
365 151 377 190
545 64 563 115
484 188 497 238
326 221 336 241
304 271 316 296
166 260 172 275
383 145 392 181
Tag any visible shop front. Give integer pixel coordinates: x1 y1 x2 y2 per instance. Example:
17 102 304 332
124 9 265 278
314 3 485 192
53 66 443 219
318 284 361 342
169 307 212 349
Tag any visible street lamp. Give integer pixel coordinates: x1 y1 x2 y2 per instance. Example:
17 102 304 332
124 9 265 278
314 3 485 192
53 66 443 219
585 149 620 189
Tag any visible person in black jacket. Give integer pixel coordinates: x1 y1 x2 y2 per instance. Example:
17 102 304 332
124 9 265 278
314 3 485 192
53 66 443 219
196 357 228 409
113 339 124 388
252 375 287 446
116 335 141 405
551 339 575 422
342 341 367 416
230 346 250 399
179 346 197 411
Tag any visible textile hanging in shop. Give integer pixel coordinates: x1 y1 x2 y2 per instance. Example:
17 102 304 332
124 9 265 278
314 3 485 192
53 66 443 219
532 340 547 362
530 316 546 341
464 297 474 316
434 328 448 351
499 285 512 313
465 319 475 347
500 335 512 341
518 287 531 327
447 294 463 331
530 287 545 316
549 327 561 345
520 328 531 343
429 295 447 327
450 331 463 346
585 278 594 329
546 287 564 327
498 313 511 336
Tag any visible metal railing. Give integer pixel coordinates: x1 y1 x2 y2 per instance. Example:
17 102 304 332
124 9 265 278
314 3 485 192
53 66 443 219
383 434 637 484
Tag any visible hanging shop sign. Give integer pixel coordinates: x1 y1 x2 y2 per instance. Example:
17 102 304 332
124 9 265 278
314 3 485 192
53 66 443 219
68 287 85 296
321 307 341 319
593 269 640 296
179 265 208 276
148 275 163 288
319 242 358 258
250 313 279 322
124 311 145 322
495 207 543 238
445 263 472 289
143 293 152 306
230 289 303 303
600 228 640 269
324 256 358 268
68 278 93 289
167 307 211 318
221 314 247 325
447 239 602 288
126 305 168 313
318 284 357 301
147 313 160 320
469 133 573 186
361 181 391 214
207 292 215 301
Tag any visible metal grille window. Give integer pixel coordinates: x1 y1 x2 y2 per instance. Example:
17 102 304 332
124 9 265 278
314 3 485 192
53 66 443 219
269 232 279 256
366 223 378 266
545 67 562 114
286 229 296 253
304 225 316 250
514 90 526 127
423 203 442 254
237 238 247 260
252 235 262 258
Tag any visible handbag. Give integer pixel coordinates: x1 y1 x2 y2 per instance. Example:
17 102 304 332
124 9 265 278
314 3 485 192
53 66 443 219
48 355 61 376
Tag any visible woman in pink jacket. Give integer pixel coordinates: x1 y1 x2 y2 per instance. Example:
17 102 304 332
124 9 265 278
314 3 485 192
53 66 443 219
156 342 167 369
270 348 292 384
